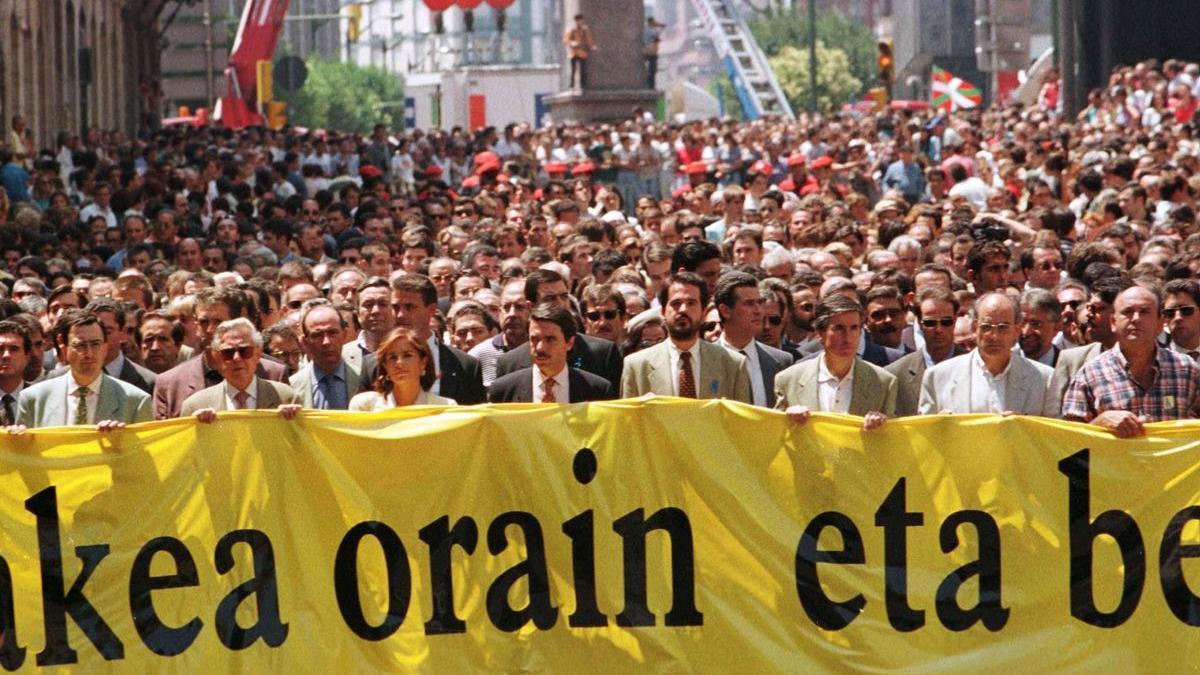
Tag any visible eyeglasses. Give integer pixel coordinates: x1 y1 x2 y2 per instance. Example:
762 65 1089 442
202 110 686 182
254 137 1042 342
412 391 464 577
1164 306 1198 318
1036 261 1063 271
920 317 956 328
869 308 904 321
764 315 783 326
218 346 256 360
287 300 305 310
977 322 1013 334
585 309 621 322
339 256 361 264
701 321 719 333
269 349 302 361
69 340 105 352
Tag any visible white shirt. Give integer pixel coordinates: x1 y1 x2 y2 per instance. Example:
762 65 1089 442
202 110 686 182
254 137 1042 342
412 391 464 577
223 376 259 410
67 375 100 425
721 338 765 407
666 340 702 397
80 202 117 229
426 335 442 395
532 365 570 403
105 353 125 378
968 350 1010 414
817 356 854 413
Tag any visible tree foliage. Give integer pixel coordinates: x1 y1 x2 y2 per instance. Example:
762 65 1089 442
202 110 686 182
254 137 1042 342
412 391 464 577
768 42 862 113
278 59 405 134
750 7 876 100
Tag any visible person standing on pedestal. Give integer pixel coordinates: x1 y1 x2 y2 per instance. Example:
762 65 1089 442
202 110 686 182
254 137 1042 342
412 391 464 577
565 13 597 90
643 17 665 90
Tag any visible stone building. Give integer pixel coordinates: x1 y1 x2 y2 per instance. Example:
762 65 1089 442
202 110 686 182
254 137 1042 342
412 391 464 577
0 0 163 149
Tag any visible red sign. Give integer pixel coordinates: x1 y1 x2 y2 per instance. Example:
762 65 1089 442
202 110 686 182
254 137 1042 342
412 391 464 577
468 95 487 130
216 0 290 128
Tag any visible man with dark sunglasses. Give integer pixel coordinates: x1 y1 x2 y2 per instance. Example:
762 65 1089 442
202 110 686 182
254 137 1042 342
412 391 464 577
887 287 963 416
180 318 301 421
1162 279 1200 362
580 285 627 346
714 272 792 408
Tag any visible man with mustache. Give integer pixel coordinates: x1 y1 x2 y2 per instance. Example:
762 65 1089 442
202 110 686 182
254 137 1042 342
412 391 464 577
1053 276 1131 404
864 286 907 359
487 304 615 403
620 272 751 402
470 278 530 387
1064 285 1200 435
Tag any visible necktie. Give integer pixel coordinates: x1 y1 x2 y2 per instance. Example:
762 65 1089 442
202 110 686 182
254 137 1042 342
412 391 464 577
233 390 250 410
541 379 557 403
1 394 14 426
73 388 90 425
678 351 697 399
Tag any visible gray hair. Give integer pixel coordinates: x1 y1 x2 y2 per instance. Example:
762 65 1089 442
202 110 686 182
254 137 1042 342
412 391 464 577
1019 288 1061 319
888 235 923 255
211 317 263 349
761 246 794 270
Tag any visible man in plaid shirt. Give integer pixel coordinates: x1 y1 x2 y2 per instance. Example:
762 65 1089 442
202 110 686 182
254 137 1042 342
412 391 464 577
1063 286 1200 437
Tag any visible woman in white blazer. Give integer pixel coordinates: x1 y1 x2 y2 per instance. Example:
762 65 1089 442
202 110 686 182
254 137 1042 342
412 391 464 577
349 328 457 411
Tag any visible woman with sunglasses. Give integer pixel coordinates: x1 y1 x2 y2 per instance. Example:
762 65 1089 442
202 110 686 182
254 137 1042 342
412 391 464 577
349 328 456 411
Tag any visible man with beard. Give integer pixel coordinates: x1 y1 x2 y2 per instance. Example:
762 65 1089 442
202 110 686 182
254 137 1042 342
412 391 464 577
1018 289 1062 367
864 286 907 359
470 278 529 386
488 304 615 403
620 272 751 402
1053 276 1132 403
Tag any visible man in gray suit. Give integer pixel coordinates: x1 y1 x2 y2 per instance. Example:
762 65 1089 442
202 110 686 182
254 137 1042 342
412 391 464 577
774 294 895 430
919 292 1060 417
887 287 962 417
713 272 792 408
12 309 153 431
181 318 301 421
341 276 393 373
291 303 367 409
44 298 157 394
621 272 752 402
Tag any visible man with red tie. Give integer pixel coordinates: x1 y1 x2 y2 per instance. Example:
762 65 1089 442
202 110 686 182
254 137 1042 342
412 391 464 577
487 304 615 403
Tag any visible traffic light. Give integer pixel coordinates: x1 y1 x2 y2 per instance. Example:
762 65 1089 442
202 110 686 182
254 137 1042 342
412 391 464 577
346 3 362 43
255 59 273 106
266 101 288 130
877 40 894 88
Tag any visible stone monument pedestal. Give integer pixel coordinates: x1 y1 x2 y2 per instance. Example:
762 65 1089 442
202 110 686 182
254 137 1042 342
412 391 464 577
547 0 660 124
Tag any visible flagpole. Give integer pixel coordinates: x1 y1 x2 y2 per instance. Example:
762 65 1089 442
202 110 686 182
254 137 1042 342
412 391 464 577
808 0 817 114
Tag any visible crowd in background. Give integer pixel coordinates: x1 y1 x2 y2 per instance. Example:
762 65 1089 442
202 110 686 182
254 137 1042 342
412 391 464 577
0 58 1198 437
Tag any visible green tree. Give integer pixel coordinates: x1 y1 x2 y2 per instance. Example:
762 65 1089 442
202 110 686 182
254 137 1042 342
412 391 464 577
769 42 862 113
278 59 405 133
750 8 876 100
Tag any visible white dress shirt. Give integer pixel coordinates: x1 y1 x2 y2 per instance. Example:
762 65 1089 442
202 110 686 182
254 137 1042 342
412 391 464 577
105 353 125 378
968 350 1010 414
666 340 702 397
532 366 570 403
426 335 442 395
223 376 259 410
67 375 100 425
817 356 854 413
721 338 765 407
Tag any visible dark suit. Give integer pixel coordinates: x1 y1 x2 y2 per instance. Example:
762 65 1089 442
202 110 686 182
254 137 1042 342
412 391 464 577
487 367 616 403
153 354 289 419
48 356 156 395
723 340 793 408
495 333 623 389
885 347 965 417
436 342 487 405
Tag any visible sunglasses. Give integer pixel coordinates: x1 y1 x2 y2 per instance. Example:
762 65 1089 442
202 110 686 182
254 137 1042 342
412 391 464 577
585 309 621 322
869 308 904 321
218 346 255 360
764 315 783 326
701 321 719 333
920 317 956 328
1164 306 1198 318
1062 300 1083 310
339 256 361 264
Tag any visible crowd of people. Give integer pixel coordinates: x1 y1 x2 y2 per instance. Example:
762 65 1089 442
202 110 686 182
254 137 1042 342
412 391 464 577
0 57 1198 438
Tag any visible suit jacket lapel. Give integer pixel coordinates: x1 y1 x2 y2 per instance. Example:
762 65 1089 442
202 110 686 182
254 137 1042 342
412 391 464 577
849 360 878 416
437 344 460 396
791 359 821 410
48 376 70 426
648 343 673 396
1005 355 1031 413
95 376 123 421
256 380 281 410
753 344 775 406
697 341 725 398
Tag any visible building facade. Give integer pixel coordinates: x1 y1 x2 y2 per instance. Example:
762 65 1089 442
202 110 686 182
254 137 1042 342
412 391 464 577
0 0 162 148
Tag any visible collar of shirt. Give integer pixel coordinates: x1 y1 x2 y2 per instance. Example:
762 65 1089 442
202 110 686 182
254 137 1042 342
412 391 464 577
224 376 259 408
817 355 854 387
971 348 1013 381
1168 338 1200 359
312 361 346 384
856 332 866 357
1113 343 1163 387
68 374 99 397
532 365 569 399
0 382 24 398
105 353 125 378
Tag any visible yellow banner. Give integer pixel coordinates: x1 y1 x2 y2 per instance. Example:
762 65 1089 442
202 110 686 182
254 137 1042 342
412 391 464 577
1 399 1199 671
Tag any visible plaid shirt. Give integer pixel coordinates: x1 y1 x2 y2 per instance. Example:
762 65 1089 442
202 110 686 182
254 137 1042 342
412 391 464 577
1062 344 1200 422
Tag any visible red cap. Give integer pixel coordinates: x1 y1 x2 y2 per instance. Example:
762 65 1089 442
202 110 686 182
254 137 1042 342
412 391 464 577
461 175 481 188
672 185 693 198
475 160 502 175
359 165 383 178
544 162 567 174
748 159 773 175
571 161 596 176
786 154 807 168
800 183 822 195
809 156 833 170
686 161 709 175
474 151 500 166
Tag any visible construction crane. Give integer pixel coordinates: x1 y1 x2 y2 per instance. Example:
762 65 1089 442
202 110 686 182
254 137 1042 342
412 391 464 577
688 0 794 120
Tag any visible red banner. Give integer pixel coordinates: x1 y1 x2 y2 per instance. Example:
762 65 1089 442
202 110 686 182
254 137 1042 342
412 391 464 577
215 0 290 128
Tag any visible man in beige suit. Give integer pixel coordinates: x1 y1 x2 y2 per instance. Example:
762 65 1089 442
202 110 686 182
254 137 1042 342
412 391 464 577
621 272 752 402
181 318 301 422
774 294 896 430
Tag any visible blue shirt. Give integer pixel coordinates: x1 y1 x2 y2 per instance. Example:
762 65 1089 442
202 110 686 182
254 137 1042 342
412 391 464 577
882 160 926 203
312 362 349 410
0 163 30 203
